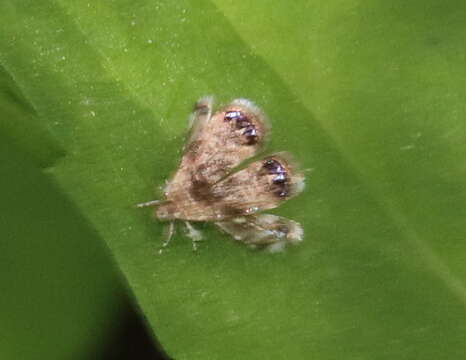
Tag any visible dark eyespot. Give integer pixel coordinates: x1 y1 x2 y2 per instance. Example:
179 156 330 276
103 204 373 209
263 159 277 171
225 111 258 145
243 127 256 136
224 110 251 128
224 111 242 121
263 159 289 197
243 126 258 144
273 173 286 184
263 159 285 175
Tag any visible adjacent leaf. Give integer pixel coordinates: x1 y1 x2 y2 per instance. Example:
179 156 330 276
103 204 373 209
0 134 124 359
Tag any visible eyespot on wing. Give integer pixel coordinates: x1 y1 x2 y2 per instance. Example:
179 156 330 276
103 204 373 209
175 97 270 186
260 153 305 199
207 152 305 217
220 98 269 147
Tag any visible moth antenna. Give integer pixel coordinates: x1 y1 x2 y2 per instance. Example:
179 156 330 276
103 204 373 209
135 199 162 208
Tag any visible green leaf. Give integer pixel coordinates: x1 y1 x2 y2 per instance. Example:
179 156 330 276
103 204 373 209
2 0 465 359
0 129 123 359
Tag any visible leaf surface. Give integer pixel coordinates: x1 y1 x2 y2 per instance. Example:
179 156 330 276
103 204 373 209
1 0 465 358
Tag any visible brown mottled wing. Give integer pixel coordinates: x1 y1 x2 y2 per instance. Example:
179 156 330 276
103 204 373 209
207 153 304 217
166 97 268 194
216 214 303 252
170 153 304 221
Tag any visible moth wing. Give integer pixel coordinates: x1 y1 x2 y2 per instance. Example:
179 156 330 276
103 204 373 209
216 214 303 252
205 153 305 218
166 97 269 198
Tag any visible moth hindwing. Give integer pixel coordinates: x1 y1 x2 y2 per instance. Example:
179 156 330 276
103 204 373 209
139 97 305 251
216 214 303 252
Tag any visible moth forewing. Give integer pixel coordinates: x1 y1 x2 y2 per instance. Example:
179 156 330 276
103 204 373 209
161 97 272 221
173 97 269 187
207 152 305 218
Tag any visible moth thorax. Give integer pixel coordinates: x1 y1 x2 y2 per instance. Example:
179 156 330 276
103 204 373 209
155 201 178 221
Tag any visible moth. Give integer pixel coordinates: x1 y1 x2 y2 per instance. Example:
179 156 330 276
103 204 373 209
137 96 305 252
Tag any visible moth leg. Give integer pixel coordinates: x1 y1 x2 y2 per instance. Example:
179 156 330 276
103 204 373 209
184 221 203 251
136 199 162 208
163 221 176 247
158 221 175 254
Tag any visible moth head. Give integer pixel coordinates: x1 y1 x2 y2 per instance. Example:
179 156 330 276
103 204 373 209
155 201 178 221
222 99 268 147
